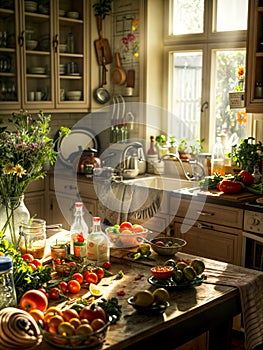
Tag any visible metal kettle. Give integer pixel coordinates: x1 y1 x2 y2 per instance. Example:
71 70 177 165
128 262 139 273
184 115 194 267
73 147 101 174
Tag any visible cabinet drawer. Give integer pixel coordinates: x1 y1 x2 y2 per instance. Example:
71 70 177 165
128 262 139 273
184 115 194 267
49 176 79 195
170 198 243 229
78 181 97 200
174 217 242 265
26 179 45 192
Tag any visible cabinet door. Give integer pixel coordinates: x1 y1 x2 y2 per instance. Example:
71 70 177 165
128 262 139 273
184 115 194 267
24 192 46 219
174 217 242 265
20 0 55 109
245 1 263 112
49 192 75 230
55 0 89 109
0 0 21 109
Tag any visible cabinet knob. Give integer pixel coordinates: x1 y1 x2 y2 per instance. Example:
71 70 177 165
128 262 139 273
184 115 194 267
196 210 214 216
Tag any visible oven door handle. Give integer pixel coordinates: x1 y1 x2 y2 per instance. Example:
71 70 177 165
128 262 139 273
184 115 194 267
243 231 263 243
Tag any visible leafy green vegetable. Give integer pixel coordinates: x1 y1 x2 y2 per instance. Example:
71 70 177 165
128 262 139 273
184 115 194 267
198 173 224 190
246 183 263 194
97 297 122 323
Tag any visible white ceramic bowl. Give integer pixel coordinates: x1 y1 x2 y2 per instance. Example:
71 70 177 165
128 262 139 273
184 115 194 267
59 9 66 16
26 40 38 50
59 44 67 53
29 67 46 74
66 90 82 97
67 11 79 19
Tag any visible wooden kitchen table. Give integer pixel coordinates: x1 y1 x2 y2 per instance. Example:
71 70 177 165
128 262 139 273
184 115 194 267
35 249 243 350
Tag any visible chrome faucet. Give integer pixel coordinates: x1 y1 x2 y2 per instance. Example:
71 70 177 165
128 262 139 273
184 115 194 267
159 153 205 181
121 142 143 170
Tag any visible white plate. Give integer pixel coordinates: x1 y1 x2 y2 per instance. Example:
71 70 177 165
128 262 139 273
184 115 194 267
67 11 79 19
29 67 46 74
55 128 99 167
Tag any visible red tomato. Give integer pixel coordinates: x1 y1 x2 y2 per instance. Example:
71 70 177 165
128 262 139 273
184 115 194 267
79 305 106 323
20 290 48 312
48 287 60 300
155 241 166 247
85 272 98 284
38 288 49 299
218 179 243 194
119 221 133 232
32 259 42 268
102 261 111 270
59 281 68 293
72 272 84 285
67 280 81 294
28 262 37 271
93 267 104 279
238 170 255 185
22 253 34 262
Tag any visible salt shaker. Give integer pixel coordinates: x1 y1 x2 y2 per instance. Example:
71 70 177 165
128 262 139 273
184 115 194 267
0 256 17 309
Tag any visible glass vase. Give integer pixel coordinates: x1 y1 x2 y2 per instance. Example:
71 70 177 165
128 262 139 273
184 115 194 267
0 195 30 248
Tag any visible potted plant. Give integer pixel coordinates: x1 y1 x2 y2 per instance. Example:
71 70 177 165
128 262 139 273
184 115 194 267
92 0 113 19
169 136 177 153
229 137 263 173
178 138 189 160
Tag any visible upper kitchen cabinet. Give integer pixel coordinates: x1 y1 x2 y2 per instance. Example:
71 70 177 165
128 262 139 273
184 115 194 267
0 0 21 110
246 0 263 113
0 0 89 113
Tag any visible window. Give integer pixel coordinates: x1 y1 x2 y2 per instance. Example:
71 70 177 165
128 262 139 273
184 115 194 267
165 0 248 153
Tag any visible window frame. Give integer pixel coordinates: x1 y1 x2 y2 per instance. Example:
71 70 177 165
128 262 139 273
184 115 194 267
162 0 248 151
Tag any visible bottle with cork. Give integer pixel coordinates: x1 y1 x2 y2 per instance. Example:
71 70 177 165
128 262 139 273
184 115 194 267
86 217 110 266
211 137 225 176
146 135 158 173
70 202 89 258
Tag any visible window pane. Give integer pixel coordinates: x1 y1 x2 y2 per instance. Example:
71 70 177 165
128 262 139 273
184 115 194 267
214 50 246 152
169 52 202 142
172 0 204 35
216 0 248 32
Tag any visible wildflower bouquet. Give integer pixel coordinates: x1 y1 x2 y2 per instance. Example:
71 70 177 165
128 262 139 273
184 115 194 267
0 110 69 245
235 65 245 91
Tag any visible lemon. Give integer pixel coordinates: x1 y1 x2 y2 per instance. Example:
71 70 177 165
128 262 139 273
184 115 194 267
89 283 103 297
152 288 169 303
133 290 154 307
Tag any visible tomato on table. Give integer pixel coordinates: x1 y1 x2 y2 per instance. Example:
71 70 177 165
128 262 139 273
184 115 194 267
32 259 42 268
84 272 99 284
102 261 111 270
93 267 104 279
59 281 68 293
48 287 60 300
72 272 84 285
22 253 34 262
67 279 81 294
20 289 48 312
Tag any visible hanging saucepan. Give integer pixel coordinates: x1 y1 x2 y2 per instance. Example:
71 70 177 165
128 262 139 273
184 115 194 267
94 57 110 104
111 52 126 85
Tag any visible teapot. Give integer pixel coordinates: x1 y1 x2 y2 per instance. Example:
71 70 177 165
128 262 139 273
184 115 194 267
72 147 101 174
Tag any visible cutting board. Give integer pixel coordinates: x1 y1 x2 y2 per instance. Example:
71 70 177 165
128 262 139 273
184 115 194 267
197 189 257 202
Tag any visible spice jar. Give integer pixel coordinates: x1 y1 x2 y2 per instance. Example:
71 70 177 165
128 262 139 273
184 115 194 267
19 219 46 259
0 256 17 309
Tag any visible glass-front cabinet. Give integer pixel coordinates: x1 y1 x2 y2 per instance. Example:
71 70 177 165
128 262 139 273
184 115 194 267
0 0 89 113
0 0 20 110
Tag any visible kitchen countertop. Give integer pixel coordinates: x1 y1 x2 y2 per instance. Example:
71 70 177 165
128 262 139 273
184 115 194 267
36 249 245 350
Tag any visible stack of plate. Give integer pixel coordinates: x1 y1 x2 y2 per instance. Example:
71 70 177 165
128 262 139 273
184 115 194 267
26 40 38 50
25 1 37 12
59 9 66 16
59 44 67 53
66 90 82 101
59 64 66 75
29 67 46 74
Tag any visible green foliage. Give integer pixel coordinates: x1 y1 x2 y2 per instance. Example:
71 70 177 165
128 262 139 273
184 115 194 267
230 137 263 173
92 0 113 19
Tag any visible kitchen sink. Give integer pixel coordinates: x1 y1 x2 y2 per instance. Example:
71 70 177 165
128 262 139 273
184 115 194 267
122 175 197 191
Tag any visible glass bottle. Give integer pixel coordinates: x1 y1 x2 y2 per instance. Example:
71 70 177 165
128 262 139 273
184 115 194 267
0 256 17 309
147 136 158 173
70 202 89 258
86 217 110 266
252 165 262 184
211 137 225 176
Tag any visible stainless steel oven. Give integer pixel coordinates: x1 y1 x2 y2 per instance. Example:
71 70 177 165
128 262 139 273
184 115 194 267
242 207 263 271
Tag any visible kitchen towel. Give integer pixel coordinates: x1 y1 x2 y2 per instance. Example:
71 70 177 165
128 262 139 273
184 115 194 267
204 260 263 350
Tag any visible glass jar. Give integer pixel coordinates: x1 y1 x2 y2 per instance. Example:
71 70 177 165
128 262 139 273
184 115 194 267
0 256 17 309
19 219 46 259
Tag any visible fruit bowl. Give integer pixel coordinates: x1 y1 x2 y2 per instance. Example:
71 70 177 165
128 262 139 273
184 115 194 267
150 237 187 256
41 317 111 349
105 227 151 248
127 297 169 315
151 266 174 279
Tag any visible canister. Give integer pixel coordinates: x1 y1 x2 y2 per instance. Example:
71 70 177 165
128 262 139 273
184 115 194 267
0 256 17 309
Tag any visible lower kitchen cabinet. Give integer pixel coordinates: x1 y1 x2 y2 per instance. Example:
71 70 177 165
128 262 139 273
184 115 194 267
170 196 243 265
24 178 47 220
174 332 208 350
